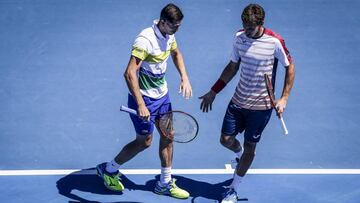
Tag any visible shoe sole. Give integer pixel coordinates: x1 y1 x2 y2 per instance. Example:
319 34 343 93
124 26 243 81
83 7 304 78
154 190 189 199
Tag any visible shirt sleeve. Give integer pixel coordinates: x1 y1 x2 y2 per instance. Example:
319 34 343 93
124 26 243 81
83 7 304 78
274 37 293 67
131 36 151 60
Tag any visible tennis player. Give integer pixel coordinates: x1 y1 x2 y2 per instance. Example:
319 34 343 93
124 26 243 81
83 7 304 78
96 3 192 199
199 4 295 202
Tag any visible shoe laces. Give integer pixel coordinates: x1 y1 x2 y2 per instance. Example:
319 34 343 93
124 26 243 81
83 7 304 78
109 172 121 180
223 188 237 199
167 178 178 189
108 173 122 185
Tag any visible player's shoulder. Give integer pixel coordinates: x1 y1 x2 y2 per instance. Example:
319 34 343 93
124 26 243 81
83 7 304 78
137 27 154 40
234 28 245 37
263 28 285 42
134 27 154 47
232 29 246 44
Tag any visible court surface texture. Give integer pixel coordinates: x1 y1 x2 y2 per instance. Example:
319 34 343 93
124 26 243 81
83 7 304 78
1 0 360 202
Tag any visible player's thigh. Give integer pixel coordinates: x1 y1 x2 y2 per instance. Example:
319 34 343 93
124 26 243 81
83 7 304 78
244 109 272 143
155 95 172 120
128 94 156 135
221 101 246 136
155 97 172 137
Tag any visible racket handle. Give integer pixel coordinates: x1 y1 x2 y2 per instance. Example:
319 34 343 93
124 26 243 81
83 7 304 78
279 116 289 135
120 105 137 115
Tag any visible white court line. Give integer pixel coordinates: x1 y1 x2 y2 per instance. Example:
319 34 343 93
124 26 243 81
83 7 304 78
1 167 360 176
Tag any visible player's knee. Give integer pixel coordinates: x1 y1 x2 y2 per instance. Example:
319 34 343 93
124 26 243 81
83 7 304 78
159 136 173 146
220 134 234 147
136 134 153 149
143 140 152 149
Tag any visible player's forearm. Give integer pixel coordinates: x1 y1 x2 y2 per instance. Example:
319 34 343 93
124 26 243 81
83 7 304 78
219 61 239 84
171 49 189 82
281 63 295 100
211 61 239 94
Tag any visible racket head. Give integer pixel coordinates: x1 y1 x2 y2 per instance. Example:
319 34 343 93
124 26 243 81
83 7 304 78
157 110 199 143
264 74 276 108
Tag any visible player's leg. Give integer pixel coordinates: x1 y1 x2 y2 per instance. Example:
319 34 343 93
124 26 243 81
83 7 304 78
220 102 245 202
158 125 173 182
220 134 242 155
96 134 153 192
221 141 256 203
220 101 245 155
236 108 272 175
154 95 174 170
155 123 189 199
222 108 272 202
96 94 155 192
153 96 189 199
113 93 156 165
235 141 256 176
113 133 153 165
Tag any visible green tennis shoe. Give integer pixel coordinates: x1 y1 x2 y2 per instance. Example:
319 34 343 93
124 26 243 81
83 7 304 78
96 162 125 191
154 178 190 199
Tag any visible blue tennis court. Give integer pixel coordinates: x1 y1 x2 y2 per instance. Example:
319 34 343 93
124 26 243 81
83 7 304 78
1 0 360 202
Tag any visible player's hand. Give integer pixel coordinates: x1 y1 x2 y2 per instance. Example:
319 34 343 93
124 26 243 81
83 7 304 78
275 98 287 117
138 104 150 121
179 79 192 99
199 90 216 112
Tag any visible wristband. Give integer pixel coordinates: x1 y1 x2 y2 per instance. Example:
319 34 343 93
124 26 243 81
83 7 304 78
211 79 226 94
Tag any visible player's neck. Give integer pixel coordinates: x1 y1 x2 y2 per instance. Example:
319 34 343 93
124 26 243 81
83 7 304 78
250 26 264 39
157 23 167 38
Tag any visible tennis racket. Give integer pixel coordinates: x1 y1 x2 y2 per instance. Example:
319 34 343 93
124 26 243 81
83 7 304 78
120 105 199 143
264 74 289 135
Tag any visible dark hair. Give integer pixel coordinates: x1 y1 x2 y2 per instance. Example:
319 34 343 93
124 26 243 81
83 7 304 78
241 4 265 26
160 3 184 23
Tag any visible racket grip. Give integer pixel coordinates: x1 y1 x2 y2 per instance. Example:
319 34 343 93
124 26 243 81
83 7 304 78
279 116 289 135
120 105 137 115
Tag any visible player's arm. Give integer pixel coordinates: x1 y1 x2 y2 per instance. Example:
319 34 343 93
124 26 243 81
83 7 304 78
171 47 192 99
218 61 241 84
276 63 295 114
123 56 150 120
199 61 240 112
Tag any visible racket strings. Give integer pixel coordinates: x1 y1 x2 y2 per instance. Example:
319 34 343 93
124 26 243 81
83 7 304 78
159 114 174 137
158 112 198 143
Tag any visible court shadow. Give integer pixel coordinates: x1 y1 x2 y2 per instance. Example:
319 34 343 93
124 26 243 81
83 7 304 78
170 175 248 202
56 168 150 203
56 169 247 202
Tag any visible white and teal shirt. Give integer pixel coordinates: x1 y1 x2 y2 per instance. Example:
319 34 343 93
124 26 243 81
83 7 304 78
131 20 178 99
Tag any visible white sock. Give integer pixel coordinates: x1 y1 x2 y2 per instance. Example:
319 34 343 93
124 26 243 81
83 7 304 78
160 167 172 185
106 159 121 173
230 173 243 194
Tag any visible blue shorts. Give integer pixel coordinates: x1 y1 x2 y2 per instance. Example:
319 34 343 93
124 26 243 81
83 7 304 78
221 101 272 143
127 93 172 136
